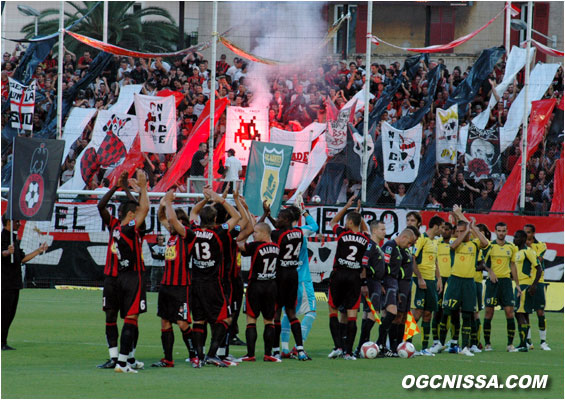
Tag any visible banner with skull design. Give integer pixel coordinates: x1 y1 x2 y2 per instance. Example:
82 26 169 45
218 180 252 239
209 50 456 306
61 110 138 190
464 123 501 181
346 123 375 182
382 122 422 183
435 105 458 164
10 137 64 220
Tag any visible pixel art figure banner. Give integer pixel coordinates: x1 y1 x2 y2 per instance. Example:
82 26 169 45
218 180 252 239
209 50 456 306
225 106 269 166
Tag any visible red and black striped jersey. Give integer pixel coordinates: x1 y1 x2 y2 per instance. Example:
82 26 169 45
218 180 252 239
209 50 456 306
110 219 145 273
190 224 230 281
162 227 196 286
332 225 369 271
241 241 280 281
104 216 121 277
272 228 303 269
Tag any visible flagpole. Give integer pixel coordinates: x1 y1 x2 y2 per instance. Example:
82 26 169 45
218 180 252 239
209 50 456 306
207 1 218 187
103 1 108 44
519 1 532 211
56 1 64 140
361 0 373 204
505 2 511 55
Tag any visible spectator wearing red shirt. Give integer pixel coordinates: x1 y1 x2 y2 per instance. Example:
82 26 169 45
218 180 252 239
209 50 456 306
77 51 93 71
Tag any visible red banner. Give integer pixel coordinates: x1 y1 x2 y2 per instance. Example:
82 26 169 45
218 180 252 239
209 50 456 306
105 136 145 186
492 99 556 211
152 98 229 192
550 155 563 212
524 39 565 58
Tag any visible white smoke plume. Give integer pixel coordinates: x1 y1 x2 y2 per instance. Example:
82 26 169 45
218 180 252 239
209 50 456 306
227 2 327 109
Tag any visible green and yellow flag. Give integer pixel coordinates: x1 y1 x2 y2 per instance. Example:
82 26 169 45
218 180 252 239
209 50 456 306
243 140 293 218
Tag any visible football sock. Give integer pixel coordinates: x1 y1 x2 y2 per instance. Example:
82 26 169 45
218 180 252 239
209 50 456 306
358 318 375 350
280 314 291 351
339 322 348 350
483 318 492 345
208 321 228 357
519 323 529 348
475 318 481 344
507 318 516 346
329 313 341 349
470 318 478 347
421 320 431 349
118 318 137 367
439 314 449 346
273 320 282 350
181 327 196 358
390 323 403 352
461 313 472 349
245 323 257 357
290 318 304 347
538 314 547 343
377 313 395 347
161 328 174 361
192 323 206 359
346 318 357 355
128 325 139 363
264 323 275 356
105 321 119 359
432 309 442 342
302 312 316 342
452 314 461 342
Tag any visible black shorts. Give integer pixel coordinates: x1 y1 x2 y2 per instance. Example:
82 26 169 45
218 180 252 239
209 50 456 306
157 285 191 323
191 280 229 324
328 269 361 311
246 280 277 320
382 276 399 309
362 278 383 313
397 279 412 313
276 268 299 311
231 275 244 314
222 277 233 312
103 271 148 319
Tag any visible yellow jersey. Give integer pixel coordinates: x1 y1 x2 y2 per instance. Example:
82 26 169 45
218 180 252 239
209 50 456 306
485 241 517 279
473 239 489 283
414 233 437 280
515 246 539 285
436 238 453 278
451 240 482 279
529 240 547 283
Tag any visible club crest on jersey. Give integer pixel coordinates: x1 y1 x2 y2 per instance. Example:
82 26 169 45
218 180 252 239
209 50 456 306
260 147 284 204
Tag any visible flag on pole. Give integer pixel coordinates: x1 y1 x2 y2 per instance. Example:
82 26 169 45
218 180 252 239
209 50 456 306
9 137 64 221
243 141 292 218
403 311 421 341
364 296 381 324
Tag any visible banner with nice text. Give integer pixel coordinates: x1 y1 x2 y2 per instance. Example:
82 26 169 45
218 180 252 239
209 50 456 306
135 93 177 153
225 106 269 166
9 78 37 131
382 122 422 183
435 105 458 164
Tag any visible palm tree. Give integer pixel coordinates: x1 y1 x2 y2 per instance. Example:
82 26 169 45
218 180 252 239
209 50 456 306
21 1 179 55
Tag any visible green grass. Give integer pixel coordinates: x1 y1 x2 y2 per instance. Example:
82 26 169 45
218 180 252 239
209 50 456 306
1 290 563 399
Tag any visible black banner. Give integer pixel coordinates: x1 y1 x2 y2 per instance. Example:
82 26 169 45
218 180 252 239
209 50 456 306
10 137 64 220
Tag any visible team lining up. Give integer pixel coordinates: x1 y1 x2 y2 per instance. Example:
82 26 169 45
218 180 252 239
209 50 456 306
95 169 549 372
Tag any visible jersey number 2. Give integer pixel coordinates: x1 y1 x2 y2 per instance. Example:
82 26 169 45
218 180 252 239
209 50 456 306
346 246 358 261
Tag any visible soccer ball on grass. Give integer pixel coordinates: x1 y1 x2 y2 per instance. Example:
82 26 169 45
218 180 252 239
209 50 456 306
397 342 415 358
360 341 379 359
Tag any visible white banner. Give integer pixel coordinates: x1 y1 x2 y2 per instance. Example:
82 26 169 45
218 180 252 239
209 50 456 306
134 93 177 153
473 46 532 129
109 84 143 114
500 62 560 152
61 110 138 190
326 108 350 157
382 122 422 183
225 106 269 166
436 105 458 164
9 78 36 131
457 125 469 155
288 133 328 203
62 108 97 163
270 122 326 189
342 83 375 113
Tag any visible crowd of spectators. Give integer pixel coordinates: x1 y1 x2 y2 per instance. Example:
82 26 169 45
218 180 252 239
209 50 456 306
1 42 563 213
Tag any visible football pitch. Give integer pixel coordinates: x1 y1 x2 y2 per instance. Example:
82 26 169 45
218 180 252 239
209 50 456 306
1 289 563 399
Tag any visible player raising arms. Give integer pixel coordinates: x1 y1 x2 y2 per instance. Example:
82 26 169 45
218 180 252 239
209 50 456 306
523 224 550 351
97 170 149 373
151 190 197 368
237 217 281 363
190 187 240 367
482 222 521 352
327 196 370 360
513 229 541 352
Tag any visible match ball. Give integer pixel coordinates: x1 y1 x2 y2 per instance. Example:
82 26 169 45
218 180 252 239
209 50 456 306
311 195 321 204
397 341 416 359
360 341 379 359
